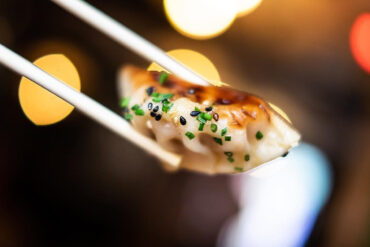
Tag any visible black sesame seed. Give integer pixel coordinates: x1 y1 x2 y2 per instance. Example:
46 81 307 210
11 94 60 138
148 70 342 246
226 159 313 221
155 114 162 121
205 106 213 111
188 88 195 94
190 111 201 117
150 112 157 117
180 116 187 125
213 113 219 121
148 102 153 110
220 99 231 105
146 86 155 96
153 105 159 112
282 152 289 157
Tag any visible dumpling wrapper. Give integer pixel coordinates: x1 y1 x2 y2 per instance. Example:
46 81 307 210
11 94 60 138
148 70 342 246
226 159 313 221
117 66 300 174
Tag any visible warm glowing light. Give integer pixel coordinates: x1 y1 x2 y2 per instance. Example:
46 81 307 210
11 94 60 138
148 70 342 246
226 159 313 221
164 0 237 39
19 54 81 125
269 103 292 123
350 13 370 73
148 49 226 86
236 0 262 17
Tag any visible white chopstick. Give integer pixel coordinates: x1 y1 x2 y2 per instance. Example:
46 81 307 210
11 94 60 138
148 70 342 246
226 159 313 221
0 44 181 167
51 0 209 86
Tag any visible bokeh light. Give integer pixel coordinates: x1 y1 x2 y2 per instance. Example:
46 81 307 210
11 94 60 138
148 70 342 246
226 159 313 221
163 0 237 39
350 13 370 73
148 49 225 86
18 54 81 125
221 143 332 247
236 0 262 17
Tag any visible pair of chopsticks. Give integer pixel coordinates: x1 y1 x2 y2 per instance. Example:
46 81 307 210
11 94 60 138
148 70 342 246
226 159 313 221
0 0 209 167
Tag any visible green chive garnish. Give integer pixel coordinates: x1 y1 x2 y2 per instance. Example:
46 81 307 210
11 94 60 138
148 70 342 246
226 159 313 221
124 113 133 120
213 137 223 145
152 93 173 103
224 152 233 157
135 108 145 116
234 167 243 172
119 97 130 108
244 154 250 161
158 71 169 85
195 106 201 112
202 113 212 121
227 157 234 163
185 131 195 140
198 122 205 131
256 131 263 140
196 114 207 124
131 104 140 111
211 123 218 133
225 136 231 141
221 128 227 136
162 102 173 113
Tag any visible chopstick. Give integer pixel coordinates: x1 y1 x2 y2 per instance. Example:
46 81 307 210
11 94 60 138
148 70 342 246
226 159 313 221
51 0 209 86
0 44 182 167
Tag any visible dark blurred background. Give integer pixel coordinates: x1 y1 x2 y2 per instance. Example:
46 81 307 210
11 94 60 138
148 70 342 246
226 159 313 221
0 0 369 246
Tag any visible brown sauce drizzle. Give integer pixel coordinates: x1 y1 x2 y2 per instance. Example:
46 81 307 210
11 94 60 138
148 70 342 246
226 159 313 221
131 68 272 128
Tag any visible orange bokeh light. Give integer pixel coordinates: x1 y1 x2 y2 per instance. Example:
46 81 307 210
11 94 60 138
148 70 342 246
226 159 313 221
350 13 370 73
19 54 81 125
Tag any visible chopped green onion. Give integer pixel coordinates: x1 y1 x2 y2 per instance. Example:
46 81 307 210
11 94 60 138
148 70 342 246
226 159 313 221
234 167 243 172
158 71 169 85
225 136 231 141
124 113 133 120
152 93 173 103
135 108 145 116
198 122 205 131
213 137 223 145
221 128 227 136
210 123 218 133
196 115 207 124
119 97 130 108
195 106 201 112
244 154 250 161
224 152 233 157
256 131 263 140
185 131 195 140
202 113 212 121
227 157 234 163
131 104 140 111
162 102 173 113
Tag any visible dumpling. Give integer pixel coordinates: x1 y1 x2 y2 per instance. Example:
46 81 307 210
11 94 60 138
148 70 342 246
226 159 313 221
117 66 300 174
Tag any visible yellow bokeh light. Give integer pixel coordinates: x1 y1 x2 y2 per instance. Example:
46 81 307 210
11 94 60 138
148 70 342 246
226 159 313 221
148 49 227 86
164 0 237 39
236 0 262 17
19 54 81 125
269 103 292 123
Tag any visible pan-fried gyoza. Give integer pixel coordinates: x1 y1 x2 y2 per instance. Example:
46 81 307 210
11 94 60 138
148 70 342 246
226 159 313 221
118 66 300 174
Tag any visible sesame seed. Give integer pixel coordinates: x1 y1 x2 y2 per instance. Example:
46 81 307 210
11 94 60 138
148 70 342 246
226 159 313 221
188 88 195 94
205 106 213 111
146 86 155 96
148 102 153 110
213 113 219 121
155 114 162 121
190 111 200 117
180 116 187 125
150 112 157 117
153 106 159 112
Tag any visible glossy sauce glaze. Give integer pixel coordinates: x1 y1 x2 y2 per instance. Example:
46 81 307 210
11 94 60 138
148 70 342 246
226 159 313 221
127 66 272 129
